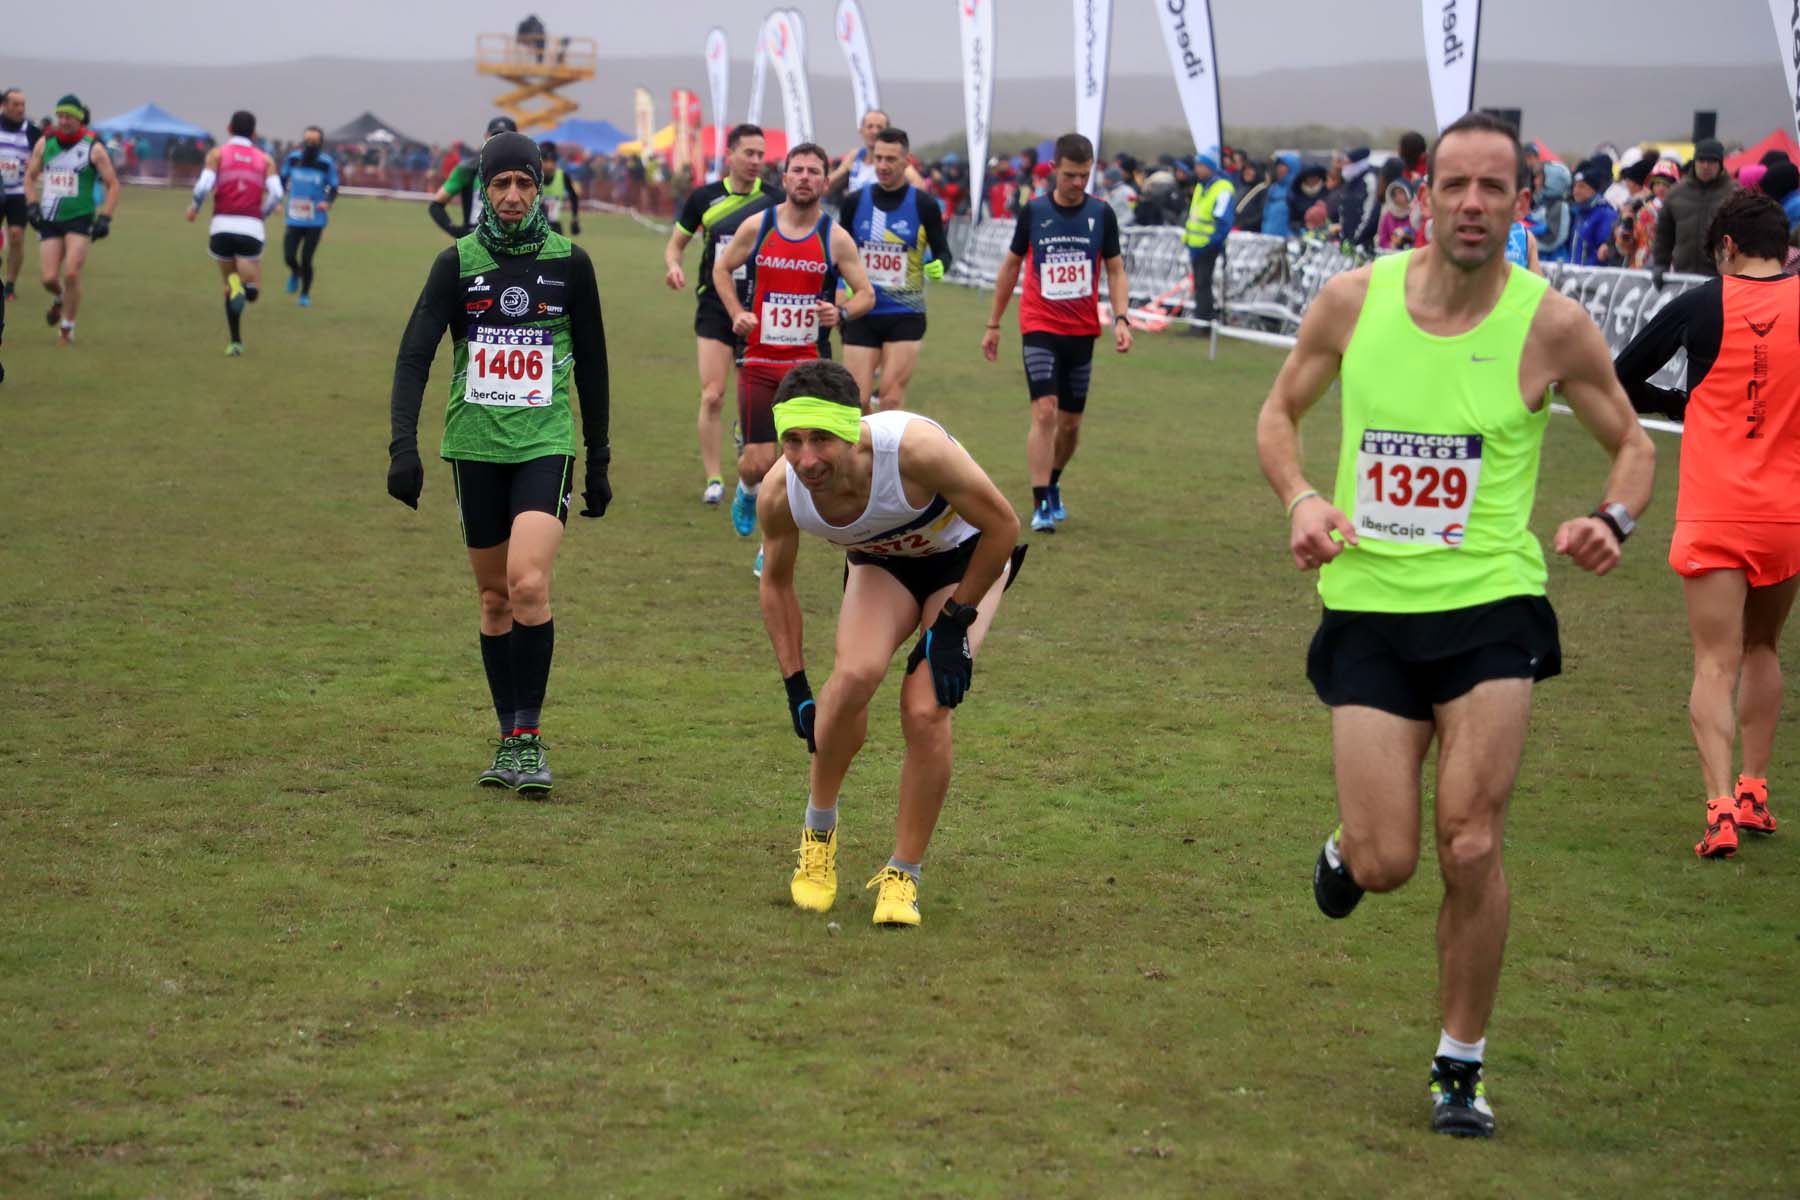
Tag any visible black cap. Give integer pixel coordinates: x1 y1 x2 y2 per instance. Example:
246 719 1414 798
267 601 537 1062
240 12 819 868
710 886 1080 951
1695 138 1725 163
485 115 519 139
479 131 544 187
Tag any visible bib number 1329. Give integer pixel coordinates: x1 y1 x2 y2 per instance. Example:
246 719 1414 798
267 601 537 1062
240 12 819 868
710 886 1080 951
1353 430 1482 547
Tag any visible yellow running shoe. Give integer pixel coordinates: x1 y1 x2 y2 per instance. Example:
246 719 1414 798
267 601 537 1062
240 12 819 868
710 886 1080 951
866 866 921 928
790 828 838 912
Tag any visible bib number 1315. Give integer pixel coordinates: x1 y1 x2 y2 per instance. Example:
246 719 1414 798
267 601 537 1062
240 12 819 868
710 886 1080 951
1354 430 1482 547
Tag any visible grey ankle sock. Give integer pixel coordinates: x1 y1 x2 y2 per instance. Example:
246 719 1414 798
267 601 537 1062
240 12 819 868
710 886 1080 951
886 856 921 881
805 798 836 833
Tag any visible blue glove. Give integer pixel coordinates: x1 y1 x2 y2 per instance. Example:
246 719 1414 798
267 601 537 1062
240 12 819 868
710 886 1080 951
784 670 816 752
905 607 974 707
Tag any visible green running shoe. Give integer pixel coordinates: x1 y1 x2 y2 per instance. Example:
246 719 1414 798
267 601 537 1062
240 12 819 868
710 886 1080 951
512 733 552 795
478 736 520 789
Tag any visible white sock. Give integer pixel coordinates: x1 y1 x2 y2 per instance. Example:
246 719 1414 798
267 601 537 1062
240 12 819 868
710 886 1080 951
1436 1030 1485 1063
60 319 74 334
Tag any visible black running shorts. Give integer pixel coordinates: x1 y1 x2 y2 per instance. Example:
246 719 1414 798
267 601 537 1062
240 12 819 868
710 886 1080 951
841 311 927 348
38 214 93 240
449 455 575 549
1305 595 1562 721
1021 331 1097 413
208 231 264 261
694 293 737 346
845 535 1029 608
1 194 27 227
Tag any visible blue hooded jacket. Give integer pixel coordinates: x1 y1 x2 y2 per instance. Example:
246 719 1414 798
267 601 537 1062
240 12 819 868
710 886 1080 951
1261 152 1301 238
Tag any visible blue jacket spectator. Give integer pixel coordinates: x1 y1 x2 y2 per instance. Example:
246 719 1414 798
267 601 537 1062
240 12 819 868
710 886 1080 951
1338 147 1377 249
1261 152 1300 238
1568 159 1617 266
1532 161 1574 262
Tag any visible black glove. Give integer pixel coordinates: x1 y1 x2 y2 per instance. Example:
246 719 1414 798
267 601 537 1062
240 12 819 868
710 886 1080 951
428 201 458 237
579 451 611 517
570 216 581 235
90 214 111 240
905 608 974 708
25 201 44 233
387 447 423 509
784 670 817 752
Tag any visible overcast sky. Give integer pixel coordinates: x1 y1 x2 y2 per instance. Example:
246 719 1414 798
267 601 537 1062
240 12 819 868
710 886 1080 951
10 0 1779 76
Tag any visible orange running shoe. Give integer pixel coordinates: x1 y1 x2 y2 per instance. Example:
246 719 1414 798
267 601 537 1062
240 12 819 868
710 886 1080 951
1695 797 1739 859
1736 776 1777 835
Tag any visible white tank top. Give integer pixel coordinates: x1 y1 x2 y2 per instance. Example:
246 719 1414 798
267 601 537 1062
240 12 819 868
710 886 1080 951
787 411 978 558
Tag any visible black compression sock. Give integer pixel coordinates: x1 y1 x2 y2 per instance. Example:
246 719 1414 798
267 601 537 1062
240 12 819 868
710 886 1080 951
509 618 555 731
1032 486 1050 508
479 630 515 737
1050 468 1063 487
225 299 242 342
244 284 259 303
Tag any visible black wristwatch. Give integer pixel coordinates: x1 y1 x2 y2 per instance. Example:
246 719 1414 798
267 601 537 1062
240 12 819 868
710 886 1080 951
941 599 980 628
1591 502 1635 544
1113 314 1130 326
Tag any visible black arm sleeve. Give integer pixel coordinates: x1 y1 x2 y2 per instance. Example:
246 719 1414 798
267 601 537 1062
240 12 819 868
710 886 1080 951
566 245 611 456
1101 204 1122 259
565 172 580 204
1008 212 1030 256
917 193 952 268
1613 281 1719 421
428 201 458 237
389 249 461 455
675 187 706 236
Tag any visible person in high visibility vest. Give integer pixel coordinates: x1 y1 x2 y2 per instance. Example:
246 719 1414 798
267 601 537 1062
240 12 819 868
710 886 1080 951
1184 151 1234 332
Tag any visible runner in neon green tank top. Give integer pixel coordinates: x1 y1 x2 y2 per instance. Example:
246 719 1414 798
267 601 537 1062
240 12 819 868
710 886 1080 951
388 132 612 797
1255 113 1656 1140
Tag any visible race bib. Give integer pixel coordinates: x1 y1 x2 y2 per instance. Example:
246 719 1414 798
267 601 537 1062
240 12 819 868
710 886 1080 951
0 155 20 188
465 327 554 408
43 168 78 201
760 291 819 346
718 233 746 282
1354 430 1482 546
862 241 907 289
287 197 315 222
1040 251 1091 301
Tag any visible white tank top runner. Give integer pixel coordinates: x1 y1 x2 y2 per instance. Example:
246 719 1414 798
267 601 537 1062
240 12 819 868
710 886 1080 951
786 411 978 559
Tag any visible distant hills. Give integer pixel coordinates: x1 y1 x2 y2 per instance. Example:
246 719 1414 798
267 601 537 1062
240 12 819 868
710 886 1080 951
2 54 1783 160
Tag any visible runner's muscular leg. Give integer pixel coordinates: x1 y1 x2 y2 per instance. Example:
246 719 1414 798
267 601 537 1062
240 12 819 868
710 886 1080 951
58 234 89 318
38 235 63 292
235 253 262 291
696 337 732 481
843 343 880 412
505 510 564 626
875 340 921 411
1331 705 1434 892
4 224 22 286
1684 570 1750 800
1738 574 1799 779
738 441 778 489
893 561 1012 862
1054 411 1083 470
1431 677 1532 1044
467 541 513 636
1027 394 1058 487
810 564 919 809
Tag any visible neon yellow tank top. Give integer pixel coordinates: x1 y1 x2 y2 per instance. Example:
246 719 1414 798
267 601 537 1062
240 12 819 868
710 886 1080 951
1320 250 1552 613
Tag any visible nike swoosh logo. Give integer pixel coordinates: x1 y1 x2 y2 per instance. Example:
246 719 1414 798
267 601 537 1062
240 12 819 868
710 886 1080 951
1470 355 1496 363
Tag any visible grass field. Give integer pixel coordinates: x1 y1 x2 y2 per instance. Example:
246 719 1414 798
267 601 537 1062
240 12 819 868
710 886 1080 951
2 186 1796 1198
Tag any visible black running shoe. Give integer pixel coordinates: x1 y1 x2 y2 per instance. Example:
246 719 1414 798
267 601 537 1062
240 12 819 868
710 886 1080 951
1312 825 1364 919
512 733 551 795
477 737 520 789
1429 1056 1496 1138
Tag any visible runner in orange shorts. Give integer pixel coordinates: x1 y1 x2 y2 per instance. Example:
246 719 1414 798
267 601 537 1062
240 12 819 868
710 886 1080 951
1615 190 1800 857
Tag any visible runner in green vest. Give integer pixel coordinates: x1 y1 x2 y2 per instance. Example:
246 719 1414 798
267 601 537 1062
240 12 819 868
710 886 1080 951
1254 112 1655 1139
23 93 117 345
429 115 517 238
388 131 612 796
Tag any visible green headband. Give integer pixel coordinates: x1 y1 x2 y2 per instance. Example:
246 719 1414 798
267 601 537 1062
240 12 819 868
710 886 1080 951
773 396 863 444
54 101 84 118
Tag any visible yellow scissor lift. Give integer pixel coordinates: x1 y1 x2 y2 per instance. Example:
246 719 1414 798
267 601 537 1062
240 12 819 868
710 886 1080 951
476 33 598 132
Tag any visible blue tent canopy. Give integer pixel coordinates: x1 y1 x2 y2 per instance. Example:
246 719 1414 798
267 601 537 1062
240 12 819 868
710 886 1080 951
94 103 211 140
538 118 630 156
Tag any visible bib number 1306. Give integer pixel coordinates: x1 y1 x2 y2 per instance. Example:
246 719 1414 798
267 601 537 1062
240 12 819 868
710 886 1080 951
1354 430 1482 547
